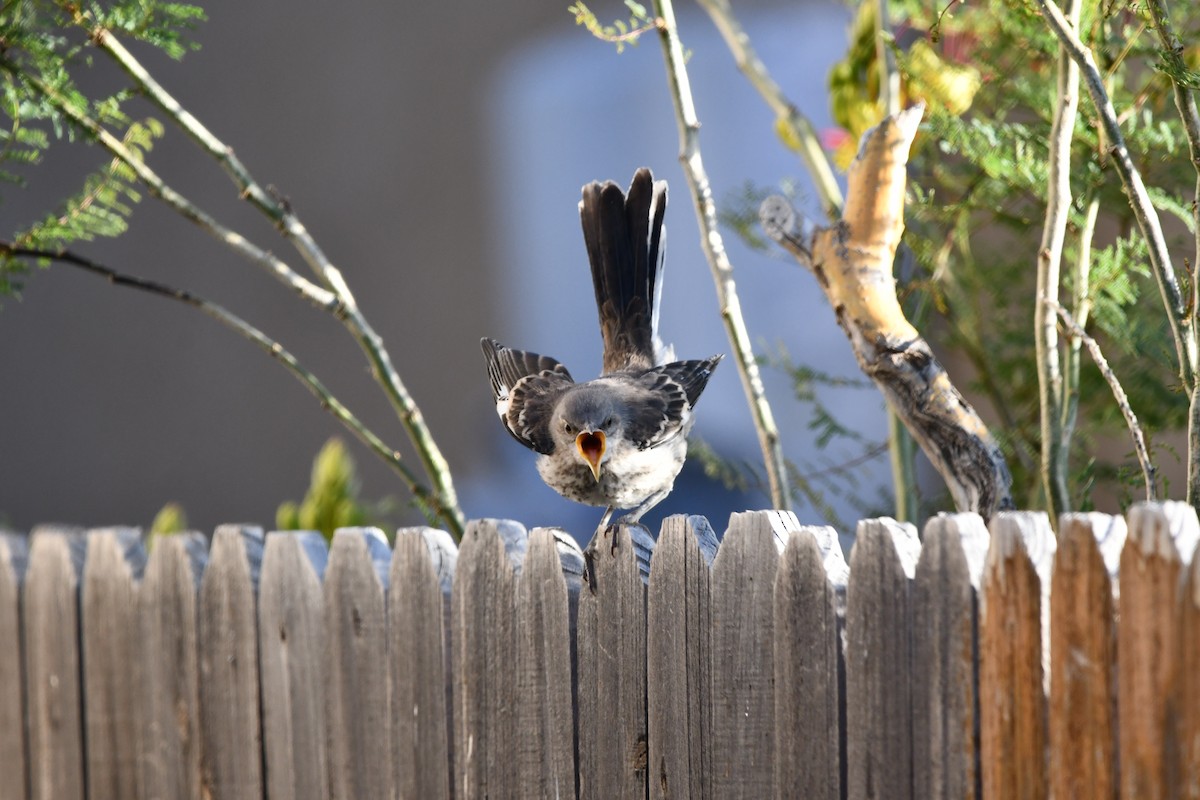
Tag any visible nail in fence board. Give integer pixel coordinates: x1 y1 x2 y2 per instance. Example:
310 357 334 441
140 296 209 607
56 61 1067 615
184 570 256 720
577 523 648 800
0 534 27 800
198 525 264 800
24 533 85 800
391 529 454 800
1119 502 1198 799
710 511 784 798
648 515 714 800
81 529 143 800
259 531 329 800
452 519 522 799
325 528 391 799
137 532 205 800
845 517 918 800
774 524 841 800
913 513 988 800
516 528 576 796
979 511 1051 800
1050 513 1119 799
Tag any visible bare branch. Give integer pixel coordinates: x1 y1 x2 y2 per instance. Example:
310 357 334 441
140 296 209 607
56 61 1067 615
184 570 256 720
1035 0 1082 519
0 241 462 533
652 0 791 511
1048 299 1156 501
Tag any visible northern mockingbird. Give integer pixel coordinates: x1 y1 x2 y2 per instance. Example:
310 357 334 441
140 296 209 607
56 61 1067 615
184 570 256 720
482 168 722 536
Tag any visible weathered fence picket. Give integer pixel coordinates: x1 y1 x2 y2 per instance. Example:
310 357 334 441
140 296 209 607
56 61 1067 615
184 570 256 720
710 511 783 798
577 523 647 800
137 532 205 800
452 519 521 799
258 531 327 800
1120 502 1199 799
979 511 1052 800
845 517 918 800
1049 513 1118 798
6 503 1200 798
198 525 264 800
389 529 452 800
773 523 841 799
647 514 715 800
81 529 142 800
24 532 85 800
912 512 987 800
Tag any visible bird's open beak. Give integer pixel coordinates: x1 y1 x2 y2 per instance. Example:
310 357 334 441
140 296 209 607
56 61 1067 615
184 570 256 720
575 430 605 482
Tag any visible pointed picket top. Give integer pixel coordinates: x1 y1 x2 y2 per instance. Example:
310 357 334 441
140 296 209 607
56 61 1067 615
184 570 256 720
396 526 458 596
331 526 391 589
1127 500 1199 563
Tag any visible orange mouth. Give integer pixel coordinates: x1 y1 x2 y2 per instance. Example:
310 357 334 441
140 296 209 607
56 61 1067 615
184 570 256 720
575 430 605 481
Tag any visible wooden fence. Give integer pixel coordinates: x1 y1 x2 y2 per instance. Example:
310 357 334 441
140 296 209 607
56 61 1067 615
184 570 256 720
0 503 1198 799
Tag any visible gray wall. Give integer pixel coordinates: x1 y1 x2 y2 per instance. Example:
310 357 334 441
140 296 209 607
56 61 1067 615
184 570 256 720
1 0 873 539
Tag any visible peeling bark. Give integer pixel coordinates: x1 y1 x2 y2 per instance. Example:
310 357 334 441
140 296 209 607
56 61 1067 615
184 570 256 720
760 104 1014 519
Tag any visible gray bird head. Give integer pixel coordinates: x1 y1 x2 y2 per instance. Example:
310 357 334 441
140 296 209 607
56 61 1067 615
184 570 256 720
551 386 625 482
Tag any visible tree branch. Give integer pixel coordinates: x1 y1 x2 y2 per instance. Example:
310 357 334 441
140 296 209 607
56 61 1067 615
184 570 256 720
1035 0 1081 520
652 0 791 511
1048 299 1156 501
1035 0 1197 391
761 106 1015 519
0 241 463 535
693 0 843 219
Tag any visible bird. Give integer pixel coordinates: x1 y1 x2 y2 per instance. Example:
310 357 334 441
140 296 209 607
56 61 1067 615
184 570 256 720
481 167 722 541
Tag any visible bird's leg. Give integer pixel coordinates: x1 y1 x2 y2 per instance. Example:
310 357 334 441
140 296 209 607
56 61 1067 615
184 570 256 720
613 488 670 528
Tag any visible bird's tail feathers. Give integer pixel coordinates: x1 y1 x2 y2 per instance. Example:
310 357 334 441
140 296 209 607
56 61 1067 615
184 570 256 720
580 167 668 374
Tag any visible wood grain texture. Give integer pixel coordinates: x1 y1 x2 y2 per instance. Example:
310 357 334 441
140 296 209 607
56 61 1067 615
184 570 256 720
1050 513 1117 800
137 532 205 800
913 513 987 800
774 525 840 800
845 517 916 800
1119 502 1197 799
325 528 391 800
198 524 264 800
25 533 85 800
979 511 1050 800
711 511 783 798
452 519 521 799
647 514 712 800
81 529 142 800
391 529 453 800
259 531 328 800
577 523 648 800
516 528 576 797
0 534 28 800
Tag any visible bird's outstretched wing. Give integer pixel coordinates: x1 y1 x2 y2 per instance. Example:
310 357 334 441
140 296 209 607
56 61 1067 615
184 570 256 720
481 338 574 454
623 355 723 450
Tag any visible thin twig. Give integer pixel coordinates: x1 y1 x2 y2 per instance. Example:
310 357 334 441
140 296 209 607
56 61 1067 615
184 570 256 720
1035 0 1081 519
0 241 460 529
1048 299 1157 500
15 29 467 534
652 0 791 511
1060 196 1099 459
693 0 844 219
1035 0 1196 390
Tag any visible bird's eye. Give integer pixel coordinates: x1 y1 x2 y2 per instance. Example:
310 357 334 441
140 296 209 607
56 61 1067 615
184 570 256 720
564 422 575 435
603 416 615 430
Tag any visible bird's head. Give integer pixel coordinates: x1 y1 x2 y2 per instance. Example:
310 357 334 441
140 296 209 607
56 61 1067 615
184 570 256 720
553 388 622 482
